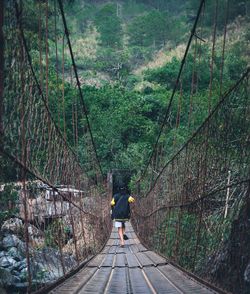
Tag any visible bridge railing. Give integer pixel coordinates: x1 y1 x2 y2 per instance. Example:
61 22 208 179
132 68 250 293
0 1 111 293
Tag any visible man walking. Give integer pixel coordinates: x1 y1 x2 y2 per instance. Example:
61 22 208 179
111 187 135 247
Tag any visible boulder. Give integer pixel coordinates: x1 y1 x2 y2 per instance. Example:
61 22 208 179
0 251 6 258
7 247 23 261
11 259 27 271
1 218 23 235
33 247 77 280
0 256 16 268
1 219 45 248
2 234 24 249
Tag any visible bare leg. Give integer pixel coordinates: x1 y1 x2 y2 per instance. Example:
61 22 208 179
118 227 124 246
122 223 128 240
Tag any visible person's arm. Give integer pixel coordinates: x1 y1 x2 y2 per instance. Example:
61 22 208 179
128 196 135 203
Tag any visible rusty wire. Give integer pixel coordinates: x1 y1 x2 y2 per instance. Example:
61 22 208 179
132 68 250 293
138 0 206 183
0 1 111 292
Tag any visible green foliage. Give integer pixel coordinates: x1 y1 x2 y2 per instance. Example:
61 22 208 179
44 219 66 247
144 48 213 91
94 47 131 79
154 207 236 271
187 0 249 29
127 11 169 48
0 156 18 183
95 3 123 48
0 185 19 226
81 85 166 173
2 0 249 190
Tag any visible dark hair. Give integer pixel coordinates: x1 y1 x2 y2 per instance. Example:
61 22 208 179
119 186 127 193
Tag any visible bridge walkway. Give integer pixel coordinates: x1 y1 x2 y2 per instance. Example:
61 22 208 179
50 223 217 294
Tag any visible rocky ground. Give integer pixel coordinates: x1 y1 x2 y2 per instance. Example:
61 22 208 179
0 218 77 293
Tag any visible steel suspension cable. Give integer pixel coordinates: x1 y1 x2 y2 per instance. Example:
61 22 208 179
13 0 95 186
143 67 250 198
138 0 206 182
208 0 218 114
219 0 229 98
57 0 104 179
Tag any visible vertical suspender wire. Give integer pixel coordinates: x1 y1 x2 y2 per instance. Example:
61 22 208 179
17 1 32 290
62 34 66 140
45 0 49 103
78 190 88 258
219 0 229 99
75 98 79 158
71 68 78 153
69 195 80 264
72 101 75 147
54 0 60 126
188 37 198 129
138 0 205 185
208 0 218 114
0 0 4 143
61 28 79 263
173 79 183 147
173 87 184 260
38 1 43 92
196 1 205 92
57 0 104 179
176 80 182 130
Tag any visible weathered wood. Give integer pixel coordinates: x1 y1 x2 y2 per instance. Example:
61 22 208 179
50 223 219 294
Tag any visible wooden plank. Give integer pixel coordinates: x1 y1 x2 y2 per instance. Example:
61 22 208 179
101 246 111 254
105 268 128 293
144 251 167 265
106 239 115 246
116 245 130 254
49 222 219 294
78 267 112 294
126 253 141 268
158 265 215 294
114 253 126 267
110 232 118 239
108 246 117 254
135 252 155 267
49 267 97 294
129 268 153 294
101 254 115 267
143 267 180 294
87 254 105 268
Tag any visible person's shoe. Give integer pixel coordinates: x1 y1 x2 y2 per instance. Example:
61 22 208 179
123 234 129 240
120 244 124 248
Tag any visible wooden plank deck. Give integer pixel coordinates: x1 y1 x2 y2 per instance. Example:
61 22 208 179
50 223 217 294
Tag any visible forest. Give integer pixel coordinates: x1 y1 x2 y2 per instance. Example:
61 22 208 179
1 0 249 183
0 1 249 293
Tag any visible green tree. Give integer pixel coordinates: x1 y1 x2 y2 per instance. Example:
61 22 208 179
95 3 123 48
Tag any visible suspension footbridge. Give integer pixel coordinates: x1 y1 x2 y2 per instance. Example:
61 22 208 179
0 0 249 293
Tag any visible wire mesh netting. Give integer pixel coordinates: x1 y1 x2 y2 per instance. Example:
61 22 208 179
0 1 111 292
